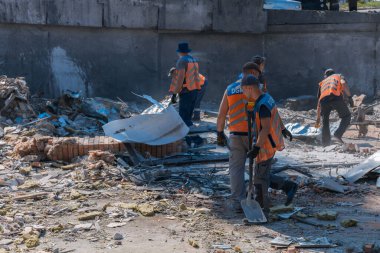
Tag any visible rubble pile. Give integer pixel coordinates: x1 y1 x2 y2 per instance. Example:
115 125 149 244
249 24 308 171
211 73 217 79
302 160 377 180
0 77 379 252
0 76 35 121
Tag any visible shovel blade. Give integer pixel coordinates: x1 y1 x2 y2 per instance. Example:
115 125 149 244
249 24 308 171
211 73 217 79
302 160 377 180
241 198 267 224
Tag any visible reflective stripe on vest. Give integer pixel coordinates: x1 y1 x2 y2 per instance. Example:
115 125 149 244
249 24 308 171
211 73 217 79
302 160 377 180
319 74 343 101
183 55 202 91
226 80 254 132
169 70 179 93
253 93 285 163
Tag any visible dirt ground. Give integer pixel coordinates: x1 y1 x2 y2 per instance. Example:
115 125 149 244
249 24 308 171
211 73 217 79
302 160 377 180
1 105 380 253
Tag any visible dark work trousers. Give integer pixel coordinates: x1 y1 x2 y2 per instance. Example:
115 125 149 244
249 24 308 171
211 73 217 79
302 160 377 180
348 0 357 11
329 0 339 11
193 80 208 119
254 158 287 216
321 96 351 146
179 89 198 127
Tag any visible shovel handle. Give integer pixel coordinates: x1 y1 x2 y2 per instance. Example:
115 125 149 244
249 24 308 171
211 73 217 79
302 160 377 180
245 103 254 192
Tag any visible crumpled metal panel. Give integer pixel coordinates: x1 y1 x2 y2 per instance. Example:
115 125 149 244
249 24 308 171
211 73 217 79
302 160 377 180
102 95 189 145
343 151 380 183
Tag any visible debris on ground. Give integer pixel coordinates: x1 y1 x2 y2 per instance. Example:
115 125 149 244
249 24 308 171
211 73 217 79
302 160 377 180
0 78 379 252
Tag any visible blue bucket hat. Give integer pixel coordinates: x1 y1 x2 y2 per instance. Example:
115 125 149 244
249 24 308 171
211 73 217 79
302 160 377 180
176 42 192 53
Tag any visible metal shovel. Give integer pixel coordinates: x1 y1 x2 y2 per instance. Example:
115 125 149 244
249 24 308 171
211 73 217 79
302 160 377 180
241 103 267 224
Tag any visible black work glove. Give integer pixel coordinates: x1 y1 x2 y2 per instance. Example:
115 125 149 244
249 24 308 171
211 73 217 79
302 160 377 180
247 146 260 160
348 96 354 108
217 131 227 147
282 128 293 141
171 94 177 104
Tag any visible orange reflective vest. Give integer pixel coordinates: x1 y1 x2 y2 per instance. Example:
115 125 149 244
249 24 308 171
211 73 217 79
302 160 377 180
226 80 255 132
169 55 205 93
319 74 343 101
253 93 285 163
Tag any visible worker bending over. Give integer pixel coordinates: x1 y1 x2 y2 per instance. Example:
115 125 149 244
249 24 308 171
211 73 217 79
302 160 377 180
242 74 296 217
315 69 353 146
169 42 205 127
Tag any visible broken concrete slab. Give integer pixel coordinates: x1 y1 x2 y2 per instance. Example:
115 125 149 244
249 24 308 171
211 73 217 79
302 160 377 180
344 151 380 183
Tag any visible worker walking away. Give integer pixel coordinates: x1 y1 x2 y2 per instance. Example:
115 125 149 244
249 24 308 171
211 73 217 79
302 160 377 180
169 42 205 127
242 74 296 218
315 69 353 146
217 63 297 212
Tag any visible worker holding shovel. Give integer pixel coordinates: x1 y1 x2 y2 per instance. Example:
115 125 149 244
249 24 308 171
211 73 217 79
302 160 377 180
242 74 297 220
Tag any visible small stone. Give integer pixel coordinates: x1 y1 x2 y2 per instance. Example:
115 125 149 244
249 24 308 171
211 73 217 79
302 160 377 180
114 240 122 245
18 180 39 190
188 239 199 248
136 203 155 217
107 222 127 228
19 166 31 175
25 235 39 248
179 203 187 211
234 246 242 253
73 223 93 231
341 219 358 228
49 224 64 233
70 189 82 200
113 233 124 240
0 239 13 245
270 204 294 214
316 211 338 221
194 207 211 215
112 202 137 210
78 211 103 221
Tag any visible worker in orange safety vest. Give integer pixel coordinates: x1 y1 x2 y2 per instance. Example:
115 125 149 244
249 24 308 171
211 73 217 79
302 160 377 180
217 63 296 213
242 74 296 217
169 42 205 127
315 68 353 146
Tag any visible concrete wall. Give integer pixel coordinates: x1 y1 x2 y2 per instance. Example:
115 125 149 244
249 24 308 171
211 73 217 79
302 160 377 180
0 0 378 103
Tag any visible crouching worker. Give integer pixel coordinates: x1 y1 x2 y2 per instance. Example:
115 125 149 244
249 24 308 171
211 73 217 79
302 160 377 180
242 75 298 217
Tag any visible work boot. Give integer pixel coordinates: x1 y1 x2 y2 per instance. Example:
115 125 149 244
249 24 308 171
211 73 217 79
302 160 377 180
192 110 201 121
332 134 344 144
283 181 298 206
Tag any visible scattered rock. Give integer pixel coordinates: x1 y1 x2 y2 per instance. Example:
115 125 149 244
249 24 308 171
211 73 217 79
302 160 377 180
0 239 13 245
70 189 82 200
178 203 187 211
341 219 358 228
234 246 242 253
270 204 294 214
113 233 124 240
25 236 39 248
316 211 338 221
136 203 155 217
19 166 32 175
188 239 199 248
49 224 64 233
78 211 103 221
73 223 93 231
194 207 211 215
107 222 127 228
